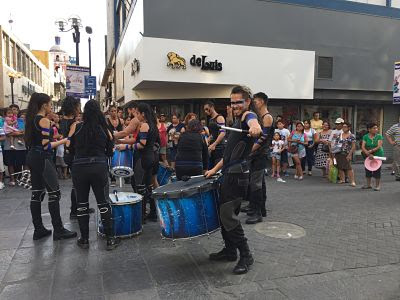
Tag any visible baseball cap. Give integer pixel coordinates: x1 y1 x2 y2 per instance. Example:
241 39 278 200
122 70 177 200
335 118 344 124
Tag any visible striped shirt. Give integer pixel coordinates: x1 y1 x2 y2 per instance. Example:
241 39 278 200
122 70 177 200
386 123 400 146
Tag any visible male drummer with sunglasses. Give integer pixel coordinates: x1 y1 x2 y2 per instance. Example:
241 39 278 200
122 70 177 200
205 85 262 275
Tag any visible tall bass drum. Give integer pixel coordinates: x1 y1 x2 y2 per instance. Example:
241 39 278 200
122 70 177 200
152 176 220 240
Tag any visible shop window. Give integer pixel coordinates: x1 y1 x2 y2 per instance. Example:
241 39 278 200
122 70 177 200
2 33 9 66
270 104 301 128
303 105 352 127
355 106 382 141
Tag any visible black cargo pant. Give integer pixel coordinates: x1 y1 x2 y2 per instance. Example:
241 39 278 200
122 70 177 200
247 155 267 215
71 158 113 239
26 149 64 231
219 170 250 253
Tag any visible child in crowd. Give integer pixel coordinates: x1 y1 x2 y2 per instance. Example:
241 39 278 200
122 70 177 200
271 132 285 182
4 108 23 149
274 120 291 176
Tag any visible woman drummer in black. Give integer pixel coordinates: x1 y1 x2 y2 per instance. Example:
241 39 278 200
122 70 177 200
25 93 77 241
67 100 120 250
128 103 159 222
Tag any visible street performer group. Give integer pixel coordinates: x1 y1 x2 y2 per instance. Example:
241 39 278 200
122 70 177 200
23 85 270 275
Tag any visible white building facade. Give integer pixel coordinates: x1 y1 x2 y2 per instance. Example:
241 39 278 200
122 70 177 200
0 25 54 109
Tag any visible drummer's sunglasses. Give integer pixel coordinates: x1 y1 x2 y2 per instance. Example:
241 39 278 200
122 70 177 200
230 100 245 106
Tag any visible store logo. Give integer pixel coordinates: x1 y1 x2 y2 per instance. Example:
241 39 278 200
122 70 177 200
131 58 140 76
167 52 186 70
190 55 222 71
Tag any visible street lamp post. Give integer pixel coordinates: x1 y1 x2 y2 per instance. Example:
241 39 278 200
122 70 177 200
85 26 93 76
7 71 22 105
55 16 82 66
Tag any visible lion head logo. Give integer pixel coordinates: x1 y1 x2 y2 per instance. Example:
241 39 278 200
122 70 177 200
167 52 186 70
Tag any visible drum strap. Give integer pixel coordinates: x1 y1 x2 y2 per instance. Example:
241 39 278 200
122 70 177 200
73 157 108 165
175 160 203 167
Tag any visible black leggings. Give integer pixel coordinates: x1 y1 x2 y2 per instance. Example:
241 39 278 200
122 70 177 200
26 150 63 231
72 161 113 239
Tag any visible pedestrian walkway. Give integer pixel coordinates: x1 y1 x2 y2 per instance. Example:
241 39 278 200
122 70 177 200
0 165 399 299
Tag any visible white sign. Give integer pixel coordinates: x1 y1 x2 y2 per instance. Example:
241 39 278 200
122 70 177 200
123 37 315 100
66 66 90 98
393 62 400 104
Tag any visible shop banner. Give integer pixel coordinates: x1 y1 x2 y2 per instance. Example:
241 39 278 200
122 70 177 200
393 62 400 104
66 66 90 98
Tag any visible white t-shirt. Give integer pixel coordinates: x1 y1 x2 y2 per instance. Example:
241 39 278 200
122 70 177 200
275 128 291 147
272 140 284 153
304 128 316 143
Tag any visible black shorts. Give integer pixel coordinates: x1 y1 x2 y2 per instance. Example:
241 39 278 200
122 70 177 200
3 150 27 167
280 150 288 164
365 167 381 179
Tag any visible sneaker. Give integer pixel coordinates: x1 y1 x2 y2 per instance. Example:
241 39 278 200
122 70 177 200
0 182 4 190
277 178 286 183
391 171 395 176
17 140 24 145
294 175 299 179
10 145 15 150
9 181 16 187
298 176 303 180
308 171 312 176
110 181 116 187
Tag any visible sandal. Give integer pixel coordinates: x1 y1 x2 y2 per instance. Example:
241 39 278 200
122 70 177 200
373 187 381 191
337 181 345 184
350 182 356 187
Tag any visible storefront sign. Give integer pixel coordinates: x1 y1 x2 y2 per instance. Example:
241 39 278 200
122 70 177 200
167 52 186 69
22 82 36 96
393 62 400 104
190 55 222 71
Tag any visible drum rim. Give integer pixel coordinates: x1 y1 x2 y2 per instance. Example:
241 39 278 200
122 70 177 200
97 228 143 238
152 179 217 199
108 193 143 205
160 227 220 240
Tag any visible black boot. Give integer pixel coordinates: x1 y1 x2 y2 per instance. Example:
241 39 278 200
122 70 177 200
209 248 237 261
53 227 77 240
107 237 121 251
260 207 267 218
77 237 89 249
31 192 52 240
233 243 254 275
33 227 52 240
146 195 158 222
240 204 254 213
245 210 263 224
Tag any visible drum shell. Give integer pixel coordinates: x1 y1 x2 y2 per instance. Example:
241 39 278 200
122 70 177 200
111 150 134 177
98 195 142 238
157 164 173 186
155 189 220 239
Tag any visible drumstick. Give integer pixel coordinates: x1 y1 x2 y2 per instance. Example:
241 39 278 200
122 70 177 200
113 190 119 202
219 125 266 137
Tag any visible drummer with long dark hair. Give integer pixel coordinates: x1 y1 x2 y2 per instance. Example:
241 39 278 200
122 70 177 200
67 100 120 250
25 93 77 241
60 96 94 219
126 103 159 222
206 85 261 275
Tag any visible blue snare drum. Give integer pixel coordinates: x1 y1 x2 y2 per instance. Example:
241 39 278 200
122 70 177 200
111 150 134 177
157 163 173 186
153 177 220 239
98 192 142 238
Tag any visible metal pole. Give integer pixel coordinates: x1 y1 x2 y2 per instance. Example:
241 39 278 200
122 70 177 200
10 77 14 105
88 37 92 76
73 26 80 66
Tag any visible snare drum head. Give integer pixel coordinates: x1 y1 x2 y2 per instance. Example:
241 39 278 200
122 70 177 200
153 176 217 199
109 192 142 204
111 167 134 177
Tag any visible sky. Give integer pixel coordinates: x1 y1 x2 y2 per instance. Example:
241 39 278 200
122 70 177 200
0 0 107 87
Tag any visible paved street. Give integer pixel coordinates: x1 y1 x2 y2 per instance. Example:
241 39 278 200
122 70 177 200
0 164 399 300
